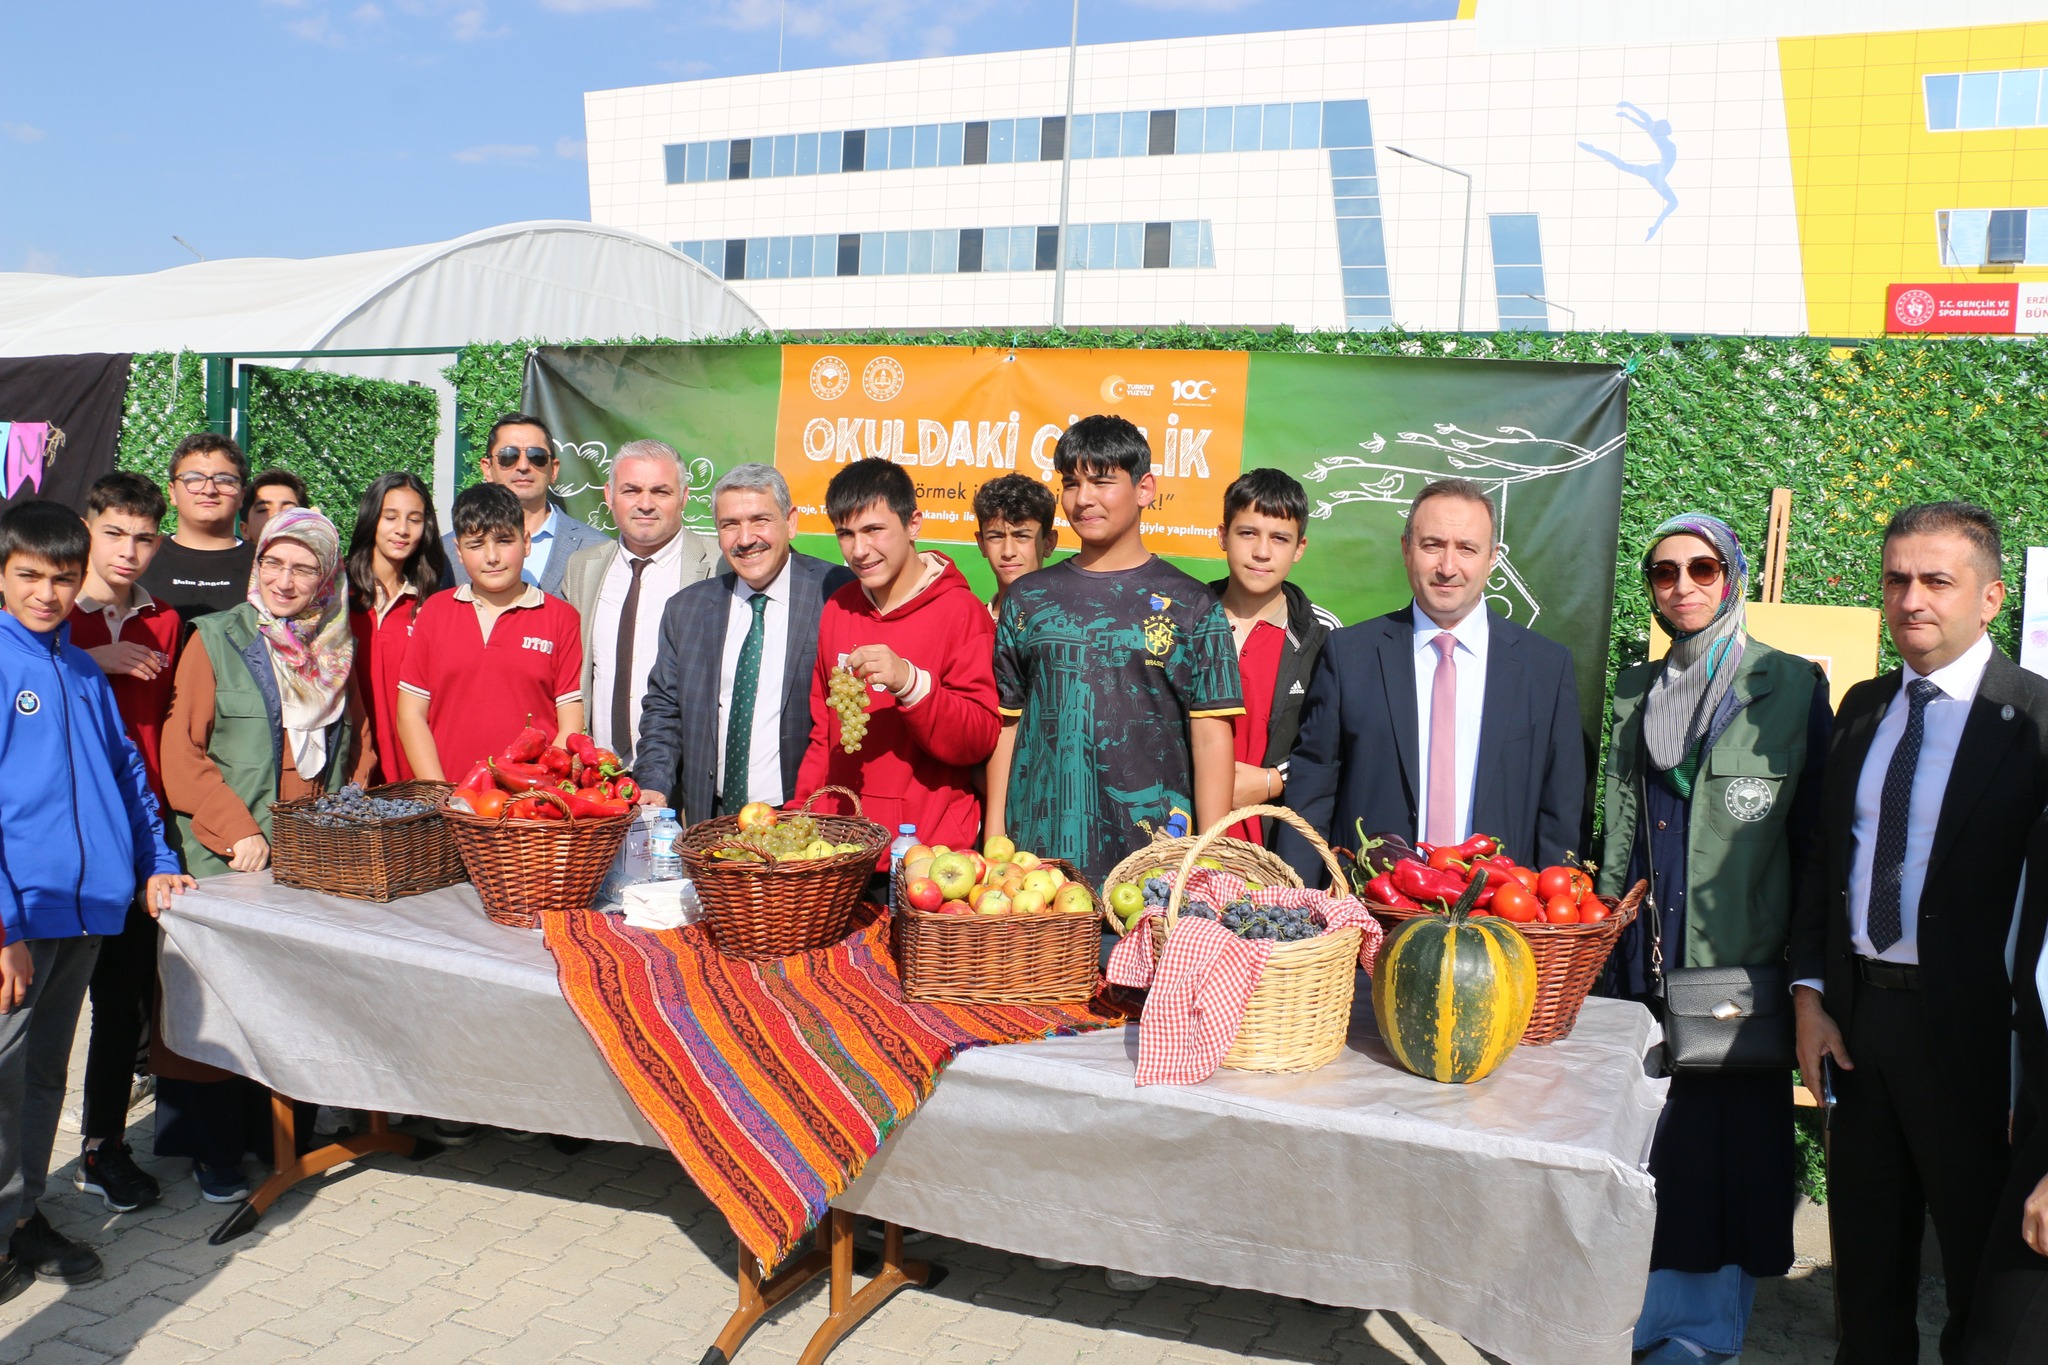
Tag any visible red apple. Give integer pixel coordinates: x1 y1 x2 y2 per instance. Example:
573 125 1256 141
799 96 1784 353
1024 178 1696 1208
905 877 944 912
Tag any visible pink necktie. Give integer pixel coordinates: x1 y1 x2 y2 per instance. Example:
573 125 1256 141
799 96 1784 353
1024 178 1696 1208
1426 632 1458 846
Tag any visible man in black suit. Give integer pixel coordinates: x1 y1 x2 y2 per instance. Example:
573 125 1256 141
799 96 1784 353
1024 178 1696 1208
635 463 855 824
1791 501 2048 1364
1275 477 1583 882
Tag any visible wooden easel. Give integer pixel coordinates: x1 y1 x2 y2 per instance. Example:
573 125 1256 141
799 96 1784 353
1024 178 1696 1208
1761 487 1792 605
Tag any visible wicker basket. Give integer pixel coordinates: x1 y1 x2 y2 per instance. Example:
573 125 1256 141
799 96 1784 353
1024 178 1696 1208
1145 805 1363 1075
441 795 634 929
270 780 464 903
1367 879 1646 1044
894 858 1099 1005
678 786 890 961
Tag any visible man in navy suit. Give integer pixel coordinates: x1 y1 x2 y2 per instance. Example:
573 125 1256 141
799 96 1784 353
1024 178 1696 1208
1275 477 1583 882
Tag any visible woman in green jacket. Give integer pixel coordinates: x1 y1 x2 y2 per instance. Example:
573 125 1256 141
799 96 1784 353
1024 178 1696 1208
1597 513 1830 1365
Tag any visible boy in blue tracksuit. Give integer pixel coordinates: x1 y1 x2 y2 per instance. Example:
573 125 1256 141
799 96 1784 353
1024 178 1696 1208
0 501 192 1306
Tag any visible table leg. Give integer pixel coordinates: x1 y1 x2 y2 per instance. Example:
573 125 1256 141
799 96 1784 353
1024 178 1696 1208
701 1215 934 1365
210 1104 440 1245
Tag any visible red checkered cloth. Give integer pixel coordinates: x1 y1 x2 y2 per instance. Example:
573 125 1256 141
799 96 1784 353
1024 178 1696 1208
1106 869 1387 1086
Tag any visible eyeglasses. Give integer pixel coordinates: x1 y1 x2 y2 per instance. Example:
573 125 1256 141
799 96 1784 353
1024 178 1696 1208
175 472 244 492
1647 556 1725 590
492 445 554 469
256 556 322 586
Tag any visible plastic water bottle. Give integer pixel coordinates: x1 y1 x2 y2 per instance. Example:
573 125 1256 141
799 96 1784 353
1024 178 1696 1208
649 808 683 882
889 824 919 878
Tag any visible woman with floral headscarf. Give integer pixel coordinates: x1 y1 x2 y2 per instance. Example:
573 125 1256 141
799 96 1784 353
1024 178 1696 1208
1596 513 1833 1364
159 507 375 1200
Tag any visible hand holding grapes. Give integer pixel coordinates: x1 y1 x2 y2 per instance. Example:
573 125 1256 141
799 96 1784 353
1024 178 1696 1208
843 644 912 695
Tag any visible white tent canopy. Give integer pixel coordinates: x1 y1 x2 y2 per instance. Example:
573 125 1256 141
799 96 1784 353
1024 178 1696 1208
0 221 767 506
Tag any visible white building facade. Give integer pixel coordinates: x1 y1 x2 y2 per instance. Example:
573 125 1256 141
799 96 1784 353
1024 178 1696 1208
585 17 1844 335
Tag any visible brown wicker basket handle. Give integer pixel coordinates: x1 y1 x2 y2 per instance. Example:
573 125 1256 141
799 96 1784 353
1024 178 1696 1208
1163 805 1345 928
798 785 864 818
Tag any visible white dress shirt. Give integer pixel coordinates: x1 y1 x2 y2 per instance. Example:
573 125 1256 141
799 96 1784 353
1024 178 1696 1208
589 534 693 760
715 555 792 807
1412 603 1490 845
522 507 563 588
1845 630 1994 964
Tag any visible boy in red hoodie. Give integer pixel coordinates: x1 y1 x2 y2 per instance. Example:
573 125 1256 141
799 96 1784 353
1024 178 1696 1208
793 461 999 858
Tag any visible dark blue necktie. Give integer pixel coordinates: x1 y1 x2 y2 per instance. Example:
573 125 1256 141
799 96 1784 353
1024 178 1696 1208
1867 678 1942 953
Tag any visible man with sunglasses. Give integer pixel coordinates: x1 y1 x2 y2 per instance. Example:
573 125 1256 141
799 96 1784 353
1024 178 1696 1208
139 432 256 625
441 413 608 599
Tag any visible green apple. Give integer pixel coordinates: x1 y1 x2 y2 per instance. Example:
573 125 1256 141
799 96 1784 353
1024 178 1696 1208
1108 882 1144 926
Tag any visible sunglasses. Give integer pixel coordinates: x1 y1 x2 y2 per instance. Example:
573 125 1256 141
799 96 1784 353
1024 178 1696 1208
1647 556 1725 590
492 444 554 469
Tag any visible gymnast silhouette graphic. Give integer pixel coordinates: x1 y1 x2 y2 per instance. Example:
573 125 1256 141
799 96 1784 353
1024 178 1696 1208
1579 102 1678 241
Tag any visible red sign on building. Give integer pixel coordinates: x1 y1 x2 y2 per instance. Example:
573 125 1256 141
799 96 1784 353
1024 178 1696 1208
1885 283 2048 334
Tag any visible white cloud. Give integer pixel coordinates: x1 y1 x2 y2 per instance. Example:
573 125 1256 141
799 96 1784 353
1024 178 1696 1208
287 12 348 43
453 142 540 163
352 2 385 19
707 0 990 62
3 122 47 143
556 136 587 159
448 2 497 38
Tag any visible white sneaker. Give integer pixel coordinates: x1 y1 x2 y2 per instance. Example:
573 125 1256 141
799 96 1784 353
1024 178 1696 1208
1032 1257 1077 1271
1104 1269 1157 1292
313 1106 355 1138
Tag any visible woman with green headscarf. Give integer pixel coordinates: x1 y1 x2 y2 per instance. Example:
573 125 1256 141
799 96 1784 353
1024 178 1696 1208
1596 512 1832 1365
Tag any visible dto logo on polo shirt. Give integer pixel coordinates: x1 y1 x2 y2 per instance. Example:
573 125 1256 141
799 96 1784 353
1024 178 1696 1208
522 636 556 655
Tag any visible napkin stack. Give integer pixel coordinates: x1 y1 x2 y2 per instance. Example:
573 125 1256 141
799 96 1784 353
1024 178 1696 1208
621 879 703 931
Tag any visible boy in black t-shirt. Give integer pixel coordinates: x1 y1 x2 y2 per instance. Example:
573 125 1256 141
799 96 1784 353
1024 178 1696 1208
138 433 254 623
985 416 1242 887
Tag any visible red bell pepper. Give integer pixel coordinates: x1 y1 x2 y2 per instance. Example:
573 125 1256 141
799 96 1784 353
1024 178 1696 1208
455 759 494 793
611 776 639 804
539 746 573 779
1451 832 1502 861
502 724 549 764
1364 872 1420 909
1393 858 1470 906
505 789 569 821
489 756 557 792
561 787 631 819
566 732 599 762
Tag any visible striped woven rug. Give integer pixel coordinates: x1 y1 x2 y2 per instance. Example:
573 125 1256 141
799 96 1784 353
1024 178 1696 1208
541 906 1127 1266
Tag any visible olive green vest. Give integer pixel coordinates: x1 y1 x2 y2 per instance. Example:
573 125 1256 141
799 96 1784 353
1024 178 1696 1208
1597 640 1824 968
176 603 353 878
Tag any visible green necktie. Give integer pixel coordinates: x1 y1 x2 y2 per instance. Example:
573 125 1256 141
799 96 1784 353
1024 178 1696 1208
721 590 771 816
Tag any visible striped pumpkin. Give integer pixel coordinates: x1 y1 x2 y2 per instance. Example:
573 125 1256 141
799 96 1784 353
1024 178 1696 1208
1372 913 1537 1084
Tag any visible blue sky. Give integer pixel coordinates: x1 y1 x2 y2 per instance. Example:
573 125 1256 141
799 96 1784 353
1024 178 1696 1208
2 1 1451 279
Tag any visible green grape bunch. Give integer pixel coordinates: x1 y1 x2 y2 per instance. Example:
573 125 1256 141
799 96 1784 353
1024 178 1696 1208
828 664 871 754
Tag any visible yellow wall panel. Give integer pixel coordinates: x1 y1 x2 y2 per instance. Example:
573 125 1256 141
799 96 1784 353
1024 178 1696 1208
1780 23 2048 336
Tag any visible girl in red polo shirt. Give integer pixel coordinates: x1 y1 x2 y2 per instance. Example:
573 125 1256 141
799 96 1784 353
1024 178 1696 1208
345 472 449 784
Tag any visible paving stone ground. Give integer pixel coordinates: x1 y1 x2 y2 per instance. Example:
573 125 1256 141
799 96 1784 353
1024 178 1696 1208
3 1018 1935 1364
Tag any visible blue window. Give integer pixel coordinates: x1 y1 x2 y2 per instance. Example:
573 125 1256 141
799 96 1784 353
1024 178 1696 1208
1197 221 1215 267
1233 105 1262 151
1940 209 1990 265
1070 113 1093 159
1064 224 1087 269
820 234 843 272
1170 220 1200 268
708 140 730 180
1989 208 2028 262
796 132 819 176
2000 70 2041 127
1333 197 1377 219
1925 73 1960 130
908 229 932 274
859 232 884 274
687 142 709 183
820 130 843 174
934 229 960 273
1292 102 1321 151
1490 212 1543 265
765 236 787 278
664 144 688 184
1205 106 1233 152
1322 99 1373 149
939 122 964 166
1176 108 1204 153
2032 209 2048 264
1013 226 1040 267
745 237 768 280
1342 266 1389 297
864 130 888 171
1960 71 2000 128
790 235 813 278
914 123 939 168
1094 113 1121 158
1329 147 1376 179
1489 213 1547 330
1123 110 1149 157
1017 117 1043 160
1263 104 1292 150
1115 221 1144 268
1332 176 1375 197
984 227 1011 272
888 125 913 168
1085 222 1113 269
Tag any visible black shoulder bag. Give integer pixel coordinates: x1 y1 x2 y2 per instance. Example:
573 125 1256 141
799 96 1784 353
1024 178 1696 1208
1637 740 1797 1074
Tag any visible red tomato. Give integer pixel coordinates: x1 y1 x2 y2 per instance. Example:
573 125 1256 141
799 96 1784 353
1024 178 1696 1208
1578 894 1610 924
1536 865 1576 901
473 788 509 819
1511 866 1540 893
1427 845 1468 874
1492 882 1539 923
1543 894 1580 925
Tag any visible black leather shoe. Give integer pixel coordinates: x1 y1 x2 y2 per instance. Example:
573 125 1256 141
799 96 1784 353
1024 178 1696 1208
9 1210 103 1284
0 1254 30 1306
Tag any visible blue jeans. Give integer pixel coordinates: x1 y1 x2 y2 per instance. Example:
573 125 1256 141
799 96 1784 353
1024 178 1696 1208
1634 1264 1757 1356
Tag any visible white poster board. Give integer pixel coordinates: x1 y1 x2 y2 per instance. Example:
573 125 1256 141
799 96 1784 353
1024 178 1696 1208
2022 547 2048 679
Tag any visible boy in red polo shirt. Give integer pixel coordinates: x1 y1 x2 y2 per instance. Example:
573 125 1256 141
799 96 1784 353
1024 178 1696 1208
793 460 999 858
65 472 182 1213
395 482 583 781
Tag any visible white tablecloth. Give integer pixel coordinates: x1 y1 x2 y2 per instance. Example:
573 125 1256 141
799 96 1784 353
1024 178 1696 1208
160 874 1666 1365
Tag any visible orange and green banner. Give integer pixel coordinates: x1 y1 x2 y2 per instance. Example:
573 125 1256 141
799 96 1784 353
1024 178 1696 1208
524 342 1627 739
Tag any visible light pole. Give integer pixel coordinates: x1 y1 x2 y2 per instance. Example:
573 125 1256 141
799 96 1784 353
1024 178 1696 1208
1519 292 1575 328
1387 145 1471 333
1050 0 1080 329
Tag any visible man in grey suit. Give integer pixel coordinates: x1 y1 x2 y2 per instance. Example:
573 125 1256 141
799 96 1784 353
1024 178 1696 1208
559 439 721 767
636 464 856 824
442 411 609 598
